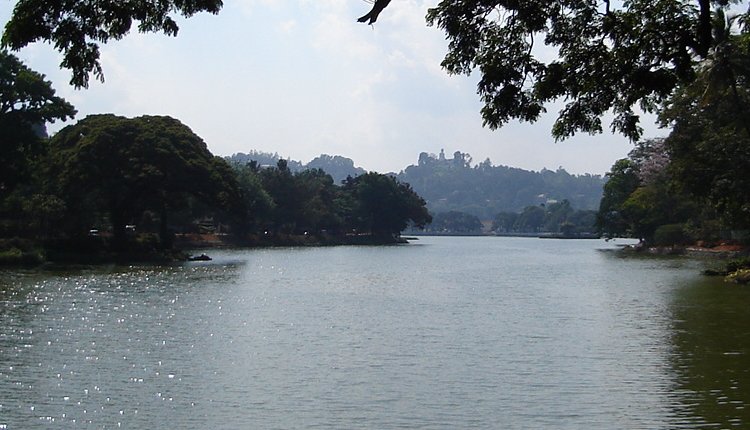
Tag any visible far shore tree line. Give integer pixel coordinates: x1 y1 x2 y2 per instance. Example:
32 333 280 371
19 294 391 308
421 201 597 236
227 149 607 222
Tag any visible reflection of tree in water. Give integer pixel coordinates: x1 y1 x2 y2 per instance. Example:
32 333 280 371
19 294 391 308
669 278 750 427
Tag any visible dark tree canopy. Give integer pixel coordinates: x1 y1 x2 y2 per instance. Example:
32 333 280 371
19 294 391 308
2 0 223 87
0 50 75 123
1 50 75 195
47 114 242 247
426 210 483 233
425 0 749 140
660 22 750 228
596 139 702 243
343 172 432 238
596 158 642 239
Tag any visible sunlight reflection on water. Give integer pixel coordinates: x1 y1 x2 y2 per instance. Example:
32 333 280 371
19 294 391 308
1 237 748 428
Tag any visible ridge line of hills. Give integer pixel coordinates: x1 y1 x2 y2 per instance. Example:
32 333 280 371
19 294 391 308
226 149 606 221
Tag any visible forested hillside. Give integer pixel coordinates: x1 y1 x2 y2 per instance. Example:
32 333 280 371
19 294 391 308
228 149 605 222
227 152 365 184
397 151 605 220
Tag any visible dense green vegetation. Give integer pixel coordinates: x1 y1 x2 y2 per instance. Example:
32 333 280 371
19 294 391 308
1 50 75 199
424 211 484 234
493 201 598 236
0 53 432 263
398 150 604 220
420 201 597 236
229 149 605 222
45 114 243 250
1 49 75 263
596 11 750 248
231 160 431 242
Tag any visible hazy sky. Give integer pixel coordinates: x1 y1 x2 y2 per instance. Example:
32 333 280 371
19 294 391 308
1 0 664 175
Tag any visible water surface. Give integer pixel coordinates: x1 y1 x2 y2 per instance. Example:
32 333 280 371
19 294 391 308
1 237 749 428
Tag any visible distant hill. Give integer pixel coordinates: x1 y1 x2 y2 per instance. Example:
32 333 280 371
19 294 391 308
227 149 605 221
306 154 366 183
396 150 605 220
226 151 304 172
226 152 365 184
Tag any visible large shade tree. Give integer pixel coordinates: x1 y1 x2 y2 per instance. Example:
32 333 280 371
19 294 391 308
0 50 75 197
343 172 432 238
47 114 242 248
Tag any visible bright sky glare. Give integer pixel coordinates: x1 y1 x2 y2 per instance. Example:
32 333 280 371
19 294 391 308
1 0 665 175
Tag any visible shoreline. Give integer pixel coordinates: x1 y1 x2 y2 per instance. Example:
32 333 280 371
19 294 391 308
0 233 414 267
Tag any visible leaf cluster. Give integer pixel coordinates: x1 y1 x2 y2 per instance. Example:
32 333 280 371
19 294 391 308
2 0 223 87
427 0 746 140
1 51 75 197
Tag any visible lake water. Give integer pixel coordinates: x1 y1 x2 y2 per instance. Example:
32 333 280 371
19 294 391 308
1 236 749 429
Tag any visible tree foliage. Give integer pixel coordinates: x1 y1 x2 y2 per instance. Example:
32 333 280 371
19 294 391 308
232 161 274 234
342 172 432 238
0 50 75 196
426 211 483 234
47 114 242 247
660 20 750 228
596 158 642 239
491 200 597 234
2 0 224 87
594 12 750 244
596 139 703 243
257 162 343 235
4 0 748 144
425 0 749 140
225 161 431 241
